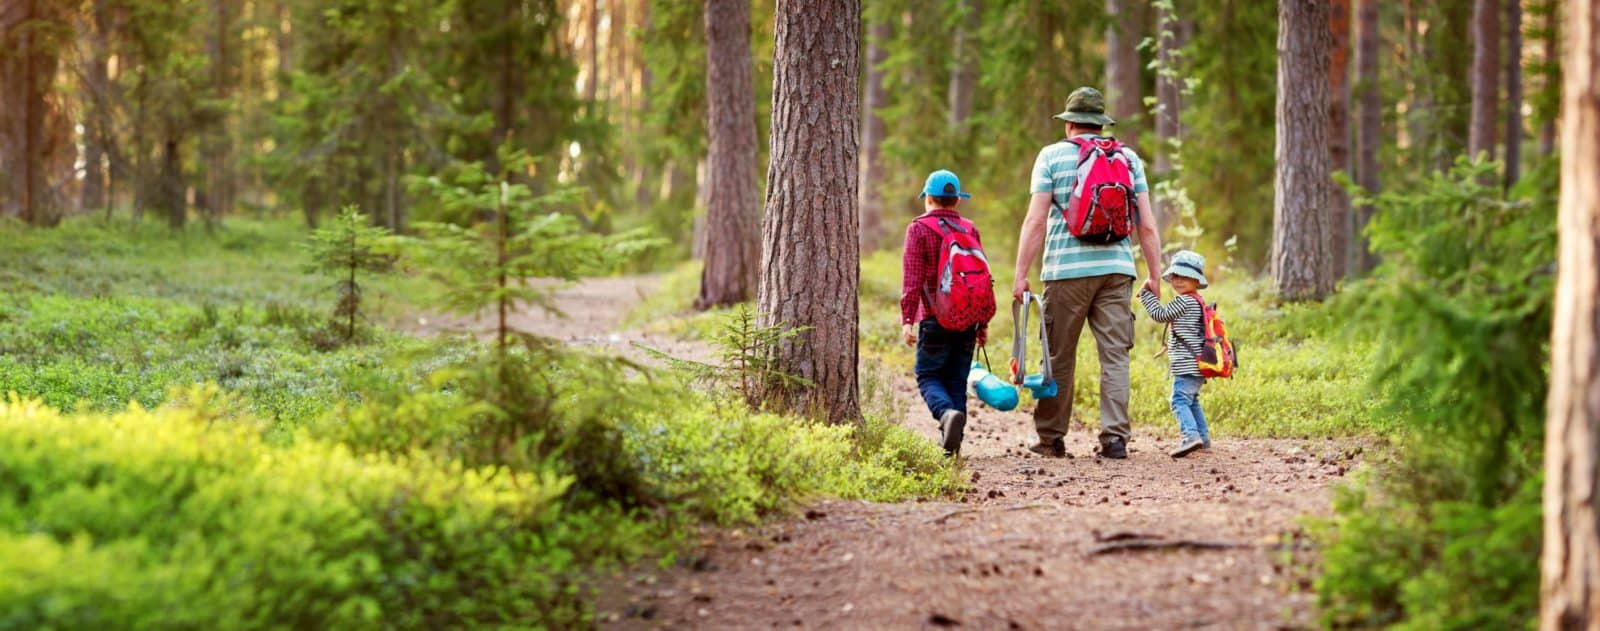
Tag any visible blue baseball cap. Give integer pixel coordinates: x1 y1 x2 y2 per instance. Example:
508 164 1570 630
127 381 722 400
919 170 972 199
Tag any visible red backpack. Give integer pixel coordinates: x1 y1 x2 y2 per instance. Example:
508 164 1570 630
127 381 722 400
1056 136 1138 244
918 216 996 331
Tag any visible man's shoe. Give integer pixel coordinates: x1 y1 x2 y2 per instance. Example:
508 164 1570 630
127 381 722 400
1099 437 1128 459
939 410 967 455
1028 437 1067 458
1169 435 1205 458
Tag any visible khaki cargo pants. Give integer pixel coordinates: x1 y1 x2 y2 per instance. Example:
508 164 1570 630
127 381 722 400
1033 274 1134 448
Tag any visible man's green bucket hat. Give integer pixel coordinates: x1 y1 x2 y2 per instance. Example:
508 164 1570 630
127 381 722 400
1052 86 1116 127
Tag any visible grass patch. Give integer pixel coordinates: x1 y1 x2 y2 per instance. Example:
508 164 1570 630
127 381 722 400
1 215 964 626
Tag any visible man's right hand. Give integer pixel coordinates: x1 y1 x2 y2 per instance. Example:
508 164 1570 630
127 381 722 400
1013 277 1030 301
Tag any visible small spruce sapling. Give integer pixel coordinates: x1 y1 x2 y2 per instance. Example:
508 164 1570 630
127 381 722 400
405 147 662 474
303 206 398 343
408 148 661 355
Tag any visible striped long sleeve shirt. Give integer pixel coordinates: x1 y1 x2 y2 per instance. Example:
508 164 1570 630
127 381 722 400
1139 288 1205 377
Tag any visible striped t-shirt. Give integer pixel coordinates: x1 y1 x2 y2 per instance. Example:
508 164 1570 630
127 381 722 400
1030 136 1149 281
1138 288 1205 376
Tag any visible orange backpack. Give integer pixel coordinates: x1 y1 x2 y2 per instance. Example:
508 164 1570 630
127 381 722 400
1179 293 1237 379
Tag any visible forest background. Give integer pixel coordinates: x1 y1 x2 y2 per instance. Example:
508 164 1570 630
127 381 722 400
0 0 1579 628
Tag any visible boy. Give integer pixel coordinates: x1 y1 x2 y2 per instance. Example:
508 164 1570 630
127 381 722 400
1137 250 1212 458
901 170 992 456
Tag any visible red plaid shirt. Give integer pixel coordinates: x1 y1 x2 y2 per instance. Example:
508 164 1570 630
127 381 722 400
901 209 986 331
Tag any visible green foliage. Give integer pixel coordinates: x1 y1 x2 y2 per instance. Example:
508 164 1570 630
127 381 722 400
407 152 661 349
640 304 814 411
303 206 398 343
1313 159 1556 628
0 394 636 629
0 217 432 425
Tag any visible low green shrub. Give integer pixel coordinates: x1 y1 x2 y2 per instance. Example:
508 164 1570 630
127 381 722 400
0 393 641 629
1311 159 1554 628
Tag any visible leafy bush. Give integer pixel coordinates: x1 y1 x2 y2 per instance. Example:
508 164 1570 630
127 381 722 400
0 393 641 629
1312 159 1554 628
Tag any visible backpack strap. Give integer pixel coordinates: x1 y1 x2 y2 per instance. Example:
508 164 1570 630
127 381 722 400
1170 292 1207 358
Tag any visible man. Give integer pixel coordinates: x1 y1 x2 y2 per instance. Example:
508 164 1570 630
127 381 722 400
1012 86 1163 459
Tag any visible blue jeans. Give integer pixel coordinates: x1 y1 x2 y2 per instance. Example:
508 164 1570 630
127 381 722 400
915 319 977 421
1171 375 1210 444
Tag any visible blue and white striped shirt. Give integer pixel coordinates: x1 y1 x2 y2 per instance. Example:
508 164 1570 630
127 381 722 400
1030 136 1149 281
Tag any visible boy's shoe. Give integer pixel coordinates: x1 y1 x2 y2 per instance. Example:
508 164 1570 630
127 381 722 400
939 410 967 455
1202 437 1212 449
1169 435 1205 458
1029 437 1067 458
1099 437 1128 459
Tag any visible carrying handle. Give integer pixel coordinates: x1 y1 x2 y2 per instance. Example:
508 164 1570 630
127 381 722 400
1009 291 1053 385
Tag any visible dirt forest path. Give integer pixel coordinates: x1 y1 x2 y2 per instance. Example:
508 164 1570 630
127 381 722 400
524 277 1362 630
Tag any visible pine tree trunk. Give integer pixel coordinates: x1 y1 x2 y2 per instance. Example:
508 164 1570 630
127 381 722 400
859 17 889 252
759 0 861 424
1540 1 1600 625
947 0 979 128
81 0 111 215
1272 0 1335 301
1329 0 1352 279
1154 2 1184 174
586 0 600 103
1153 2 1188 233
1104 0 1142 126
1353 0 1382 274
1504 0 1524 188
204 0 233 227
162 136 184 230
1470 0 1501 163
1 0 49 224
697 0 761 309
1540 0 1560 156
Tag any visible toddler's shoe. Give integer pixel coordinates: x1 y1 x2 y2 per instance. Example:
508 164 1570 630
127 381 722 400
1169 435 1204 458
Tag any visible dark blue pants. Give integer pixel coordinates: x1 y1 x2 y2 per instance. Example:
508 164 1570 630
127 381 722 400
915 318 977 421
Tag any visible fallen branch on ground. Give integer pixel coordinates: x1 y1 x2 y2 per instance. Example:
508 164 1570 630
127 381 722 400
928 503 1051 525
1087 539 1249 556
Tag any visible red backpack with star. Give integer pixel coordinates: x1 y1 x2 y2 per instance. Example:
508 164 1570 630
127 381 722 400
917 216 996 331
1057 136 1138 244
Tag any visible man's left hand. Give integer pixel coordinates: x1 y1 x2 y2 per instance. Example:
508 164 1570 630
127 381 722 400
976 328 987 347
1143 277 1161 298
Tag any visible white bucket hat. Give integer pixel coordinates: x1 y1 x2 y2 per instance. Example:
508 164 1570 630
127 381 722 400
1162 250 1209 288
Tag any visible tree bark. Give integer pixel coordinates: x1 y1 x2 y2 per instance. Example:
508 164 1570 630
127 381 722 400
204 0 234 227
859 17 889 251
162 136 184 230
1104 0 1142 127
1329 0 1352 279
1541 0 1560 156
1153 2 1188 233
81 0 112 215
697 0 761 309
586 0 600 103
1272 0 1335 301
760 0 861 424
1353 0 1382 274
1504 0 1524 188
1470 0 1501 163
1154 2 1185 175
947 0 979 128
1 0 54 225
1540 1 1600 626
